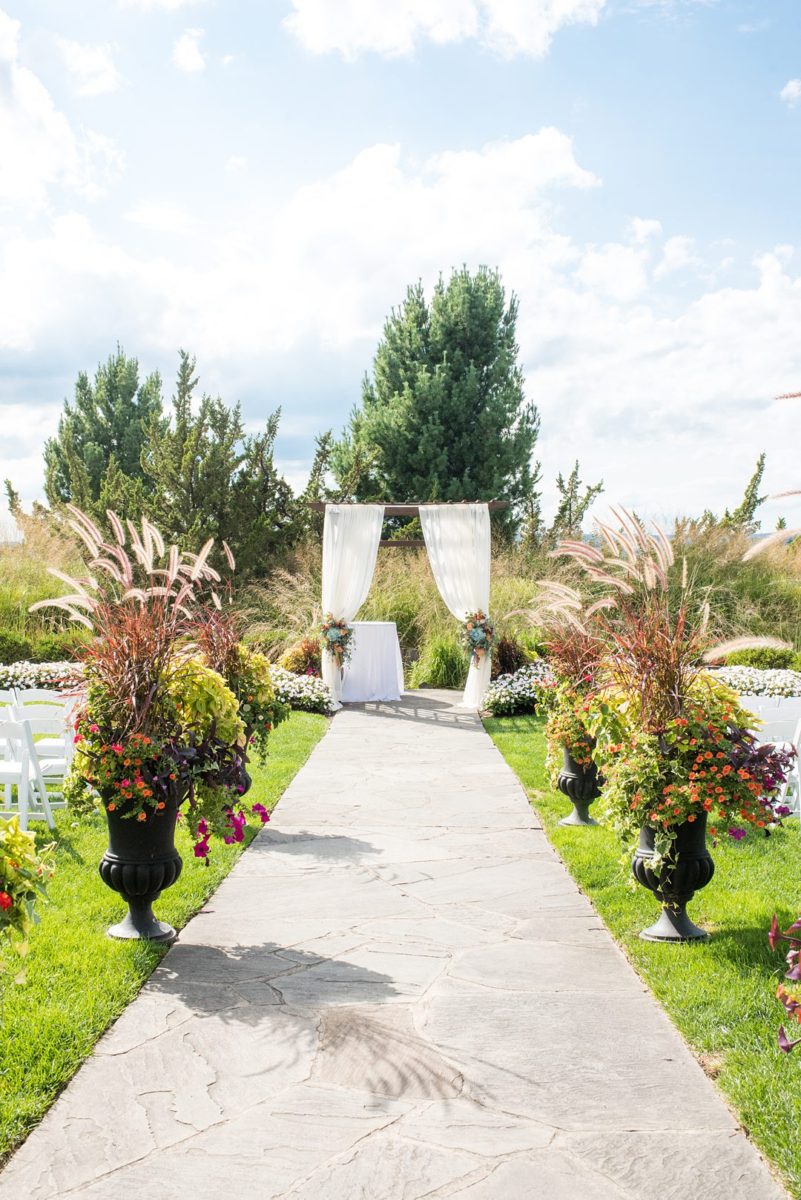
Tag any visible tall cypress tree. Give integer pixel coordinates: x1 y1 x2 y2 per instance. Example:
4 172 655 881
332 267 540 530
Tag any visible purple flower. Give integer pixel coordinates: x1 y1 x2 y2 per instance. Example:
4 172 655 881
785 949 801 982
224 807 247 844
778 1026 801 1053
252 803 270 824
728 827 747 841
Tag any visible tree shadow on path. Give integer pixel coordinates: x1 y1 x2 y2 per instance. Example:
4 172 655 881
148 941 400 1026
248 829 381 861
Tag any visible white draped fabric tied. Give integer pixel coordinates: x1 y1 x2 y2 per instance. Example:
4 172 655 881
321 504 385 710
419 503 492 710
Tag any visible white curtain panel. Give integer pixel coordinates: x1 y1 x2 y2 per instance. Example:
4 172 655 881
419 503 492 709
321 503 385 708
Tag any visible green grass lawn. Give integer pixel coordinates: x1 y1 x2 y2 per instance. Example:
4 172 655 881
486 713 801 1199
0 711 327 1163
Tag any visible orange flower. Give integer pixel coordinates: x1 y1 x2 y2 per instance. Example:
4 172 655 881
137 812 147 822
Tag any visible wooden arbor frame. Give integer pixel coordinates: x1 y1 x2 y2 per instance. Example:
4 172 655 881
308 501 509 547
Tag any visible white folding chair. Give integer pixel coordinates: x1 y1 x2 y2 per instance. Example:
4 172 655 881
15 688 64 704
0 702 15 808
13 698 75 760
773 717 801 820
0 719 57 830
21 716 72 808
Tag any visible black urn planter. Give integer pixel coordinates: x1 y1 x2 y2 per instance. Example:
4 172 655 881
557 747 601 826
632 814 715 942
99 797 183 944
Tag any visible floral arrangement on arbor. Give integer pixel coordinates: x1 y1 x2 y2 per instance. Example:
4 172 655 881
462 611 494 665
33 508 267 860
0 816 54 982
320 614 353 669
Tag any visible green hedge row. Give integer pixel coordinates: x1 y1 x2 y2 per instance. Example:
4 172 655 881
725 647 801 672
0 629 89 665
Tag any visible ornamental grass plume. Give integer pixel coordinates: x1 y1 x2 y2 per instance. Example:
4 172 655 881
542 507 791 735
534 508 795 857
192 542 241 682
30 506 222 737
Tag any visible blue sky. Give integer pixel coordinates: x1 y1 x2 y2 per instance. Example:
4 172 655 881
1 0 801 528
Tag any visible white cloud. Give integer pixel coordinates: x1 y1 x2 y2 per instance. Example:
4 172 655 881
654 234 699 277
780 79 801 108
576 242 648 301
57 37 124 96
225 155 247 171
630 217 662 243
283 0 607 60
120 0 204 9
2 126 801 520
125 201 200 234
0 9 123 213
0 7 18 60
173 27 206 72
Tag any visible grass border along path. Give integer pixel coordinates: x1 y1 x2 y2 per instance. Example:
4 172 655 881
486 712 801 1200
0 711 328 1164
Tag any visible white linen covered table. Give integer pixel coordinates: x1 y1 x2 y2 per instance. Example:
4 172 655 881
341 621 404 703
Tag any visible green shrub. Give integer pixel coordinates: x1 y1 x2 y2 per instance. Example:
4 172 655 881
491 635 530 679
725 647 796 670
30 630 88 663
794 652 801 674
408 634 468 690
279 637 321 676
0 630 33 664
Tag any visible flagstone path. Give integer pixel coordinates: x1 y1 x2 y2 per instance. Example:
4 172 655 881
0 691 788 1199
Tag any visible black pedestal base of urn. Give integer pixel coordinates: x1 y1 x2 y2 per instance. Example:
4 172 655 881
557 748 601 826
632 816 715 942
99 800 183 944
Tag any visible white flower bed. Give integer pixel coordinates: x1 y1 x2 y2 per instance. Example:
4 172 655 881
270 666 332 714
0 660 84 692
483 660 555 716
714 666 801 698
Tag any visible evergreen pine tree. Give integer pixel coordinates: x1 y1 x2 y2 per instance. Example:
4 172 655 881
721 452 767 531
43 346 164 519
332 268 540 530
142 351 298 577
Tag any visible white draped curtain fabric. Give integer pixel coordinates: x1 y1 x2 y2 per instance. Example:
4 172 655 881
321 504 385 709
419 503 492 709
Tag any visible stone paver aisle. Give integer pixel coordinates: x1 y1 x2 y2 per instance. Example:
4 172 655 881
0 693 787 1199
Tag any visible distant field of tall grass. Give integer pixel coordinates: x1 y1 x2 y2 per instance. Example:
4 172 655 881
0 517 82 636
2 513 801 675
